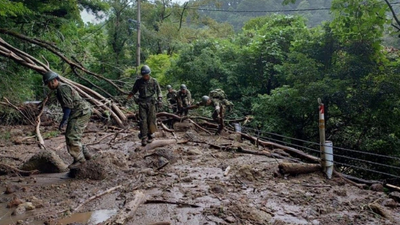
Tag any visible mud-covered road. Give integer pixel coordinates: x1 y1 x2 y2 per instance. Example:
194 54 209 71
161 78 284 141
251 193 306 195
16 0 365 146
0 122 399 225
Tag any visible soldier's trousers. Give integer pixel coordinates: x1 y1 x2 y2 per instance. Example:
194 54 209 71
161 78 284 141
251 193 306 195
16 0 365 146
65 111 91 161
138 101 157 139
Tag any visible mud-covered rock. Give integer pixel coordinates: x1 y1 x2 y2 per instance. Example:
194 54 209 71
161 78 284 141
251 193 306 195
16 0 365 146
370 183 384 192
5 184 20 194
20 150 68 173
7 195 23 208
173 122 194 132
68 159 107 180
389 191 400 202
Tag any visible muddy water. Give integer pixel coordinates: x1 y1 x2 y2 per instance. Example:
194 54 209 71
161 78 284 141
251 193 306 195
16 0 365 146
57 209 117 225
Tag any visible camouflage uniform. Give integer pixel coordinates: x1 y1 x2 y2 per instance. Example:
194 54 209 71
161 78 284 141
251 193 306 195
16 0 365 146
56 83 92 162
198 99 225 123
166 89 178 113
177 89 192 115
130 77 162 140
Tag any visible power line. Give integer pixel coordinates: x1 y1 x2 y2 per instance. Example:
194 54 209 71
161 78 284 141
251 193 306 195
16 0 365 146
190 7 330 13
188 1 400 13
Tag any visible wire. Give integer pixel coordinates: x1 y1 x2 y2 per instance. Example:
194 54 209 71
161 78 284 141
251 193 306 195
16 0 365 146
335 161 400 179
190 7 330 13
189 2 400 13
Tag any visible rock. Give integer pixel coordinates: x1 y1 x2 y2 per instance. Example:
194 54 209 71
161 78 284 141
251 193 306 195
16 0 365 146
389 191 400 202
173 122 194 132
224 216 236 223
30 196 44 208
383 198 398 208
7 195 23 208
20 150 68 173
333 189 347 197
370 183 384 192
12 204 26 215
5 185 19 194
20 202 35 210
210 185 225 194
187 148 202 155
311 220 320 225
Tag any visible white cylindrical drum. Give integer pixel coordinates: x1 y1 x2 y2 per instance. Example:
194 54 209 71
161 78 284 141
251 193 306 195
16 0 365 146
324 141 333 179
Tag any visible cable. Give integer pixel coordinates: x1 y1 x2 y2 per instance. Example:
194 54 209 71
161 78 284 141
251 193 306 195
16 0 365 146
335 161 400 179
189 2 400 13
190 7 330 13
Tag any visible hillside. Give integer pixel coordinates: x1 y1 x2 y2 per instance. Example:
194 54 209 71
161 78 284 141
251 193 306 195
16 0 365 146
1 120 399 225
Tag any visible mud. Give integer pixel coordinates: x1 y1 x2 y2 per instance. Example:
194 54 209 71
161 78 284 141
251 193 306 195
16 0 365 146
0 123 400 225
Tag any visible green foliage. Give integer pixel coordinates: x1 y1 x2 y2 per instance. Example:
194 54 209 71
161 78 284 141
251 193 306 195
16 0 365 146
0 0 29 17
145 53 177 86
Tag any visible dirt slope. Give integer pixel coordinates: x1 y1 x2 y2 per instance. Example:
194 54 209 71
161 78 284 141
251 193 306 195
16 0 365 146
0 123 399 225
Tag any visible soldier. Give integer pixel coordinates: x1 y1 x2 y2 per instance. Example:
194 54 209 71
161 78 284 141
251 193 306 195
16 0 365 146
127 65 162 146
166 85 177 113
43 70 92 168
196 89 234 134
176 84 192 116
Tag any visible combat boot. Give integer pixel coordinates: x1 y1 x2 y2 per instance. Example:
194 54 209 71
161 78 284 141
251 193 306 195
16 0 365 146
147 134 154 143
69 158 86 169
82 145 93 160
141 138 147 146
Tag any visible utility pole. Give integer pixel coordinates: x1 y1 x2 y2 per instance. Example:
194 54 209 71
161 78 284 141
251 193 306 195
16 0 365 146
136 0 141 68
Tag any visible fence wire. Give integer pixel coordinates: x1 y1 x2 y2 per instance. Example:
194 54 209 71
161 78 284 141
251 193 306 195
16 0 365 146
241 126 400 180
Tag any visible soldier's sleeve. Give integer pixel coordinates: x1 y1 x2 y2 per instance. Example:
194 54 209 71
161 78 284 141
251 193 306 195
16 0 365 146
130 79 139 95
58 85 75 109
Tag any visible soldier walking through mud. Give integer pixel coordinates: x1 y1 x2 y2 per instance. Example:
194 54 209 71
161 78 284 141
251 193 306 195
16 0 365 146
128 65 162 146
195 89 234 134
43 71 93 169
166 85 177 113
177 84 192 116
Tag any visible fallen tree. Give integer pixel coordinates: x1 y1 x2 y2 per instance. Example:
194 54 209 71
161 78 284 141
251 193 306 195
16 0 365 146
0 36 127 127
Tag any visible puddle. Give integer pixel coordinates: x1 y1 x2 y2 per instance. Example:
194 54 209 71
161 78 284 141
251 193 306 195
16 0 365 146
57 209 118 225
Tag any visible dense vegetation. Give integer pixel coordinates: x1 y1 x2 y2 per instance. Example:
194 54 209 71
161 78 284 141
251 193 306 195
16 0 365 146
1 0 400 180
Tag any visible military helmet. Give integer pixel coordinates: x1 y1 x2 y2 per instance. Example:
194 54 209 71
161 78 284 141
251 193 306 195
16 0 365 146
180 84 187 90
43 70 59 84
202 95 210 104
140 65 151 75
166 85 172 90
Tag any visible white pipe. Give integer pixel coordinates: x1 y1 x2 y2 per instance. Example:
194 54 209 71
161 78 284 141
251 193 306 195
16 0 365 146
324 141 333 179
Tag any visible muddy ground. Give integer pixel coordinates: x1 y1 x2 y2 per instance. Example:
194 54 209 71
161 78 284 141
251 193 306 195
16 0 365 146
0 121 400 225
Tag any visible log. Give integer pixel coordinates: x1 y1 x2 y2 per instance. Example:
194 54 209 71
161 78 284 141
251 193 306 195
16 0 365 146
0 163 39 176
368 203 393 220
386 183 400 192
188 119 212 135
73 185 122 212
278 162 321 175
105 190 147 225
35 96 48 149
340 173 382 185
144 199 200 208
333 170 367 189
239 132 320 163
144 139 178 151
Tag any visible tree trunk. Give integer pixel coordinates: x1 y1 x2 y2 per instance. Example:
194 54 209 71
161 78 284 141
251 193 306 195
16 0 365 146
278 162 321 175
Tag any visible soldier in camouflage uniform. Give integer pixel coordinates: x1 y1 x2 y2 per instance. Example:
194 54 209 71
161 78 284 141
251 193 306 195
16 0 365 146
177 84 192 116
166 85 177 113
43 71 93 168
128 65 162 146
196 89 234 134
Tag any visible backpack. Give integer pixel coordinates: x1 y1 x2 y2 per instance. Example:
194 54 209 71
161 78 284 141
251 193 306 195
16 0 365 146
209 89 227 100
